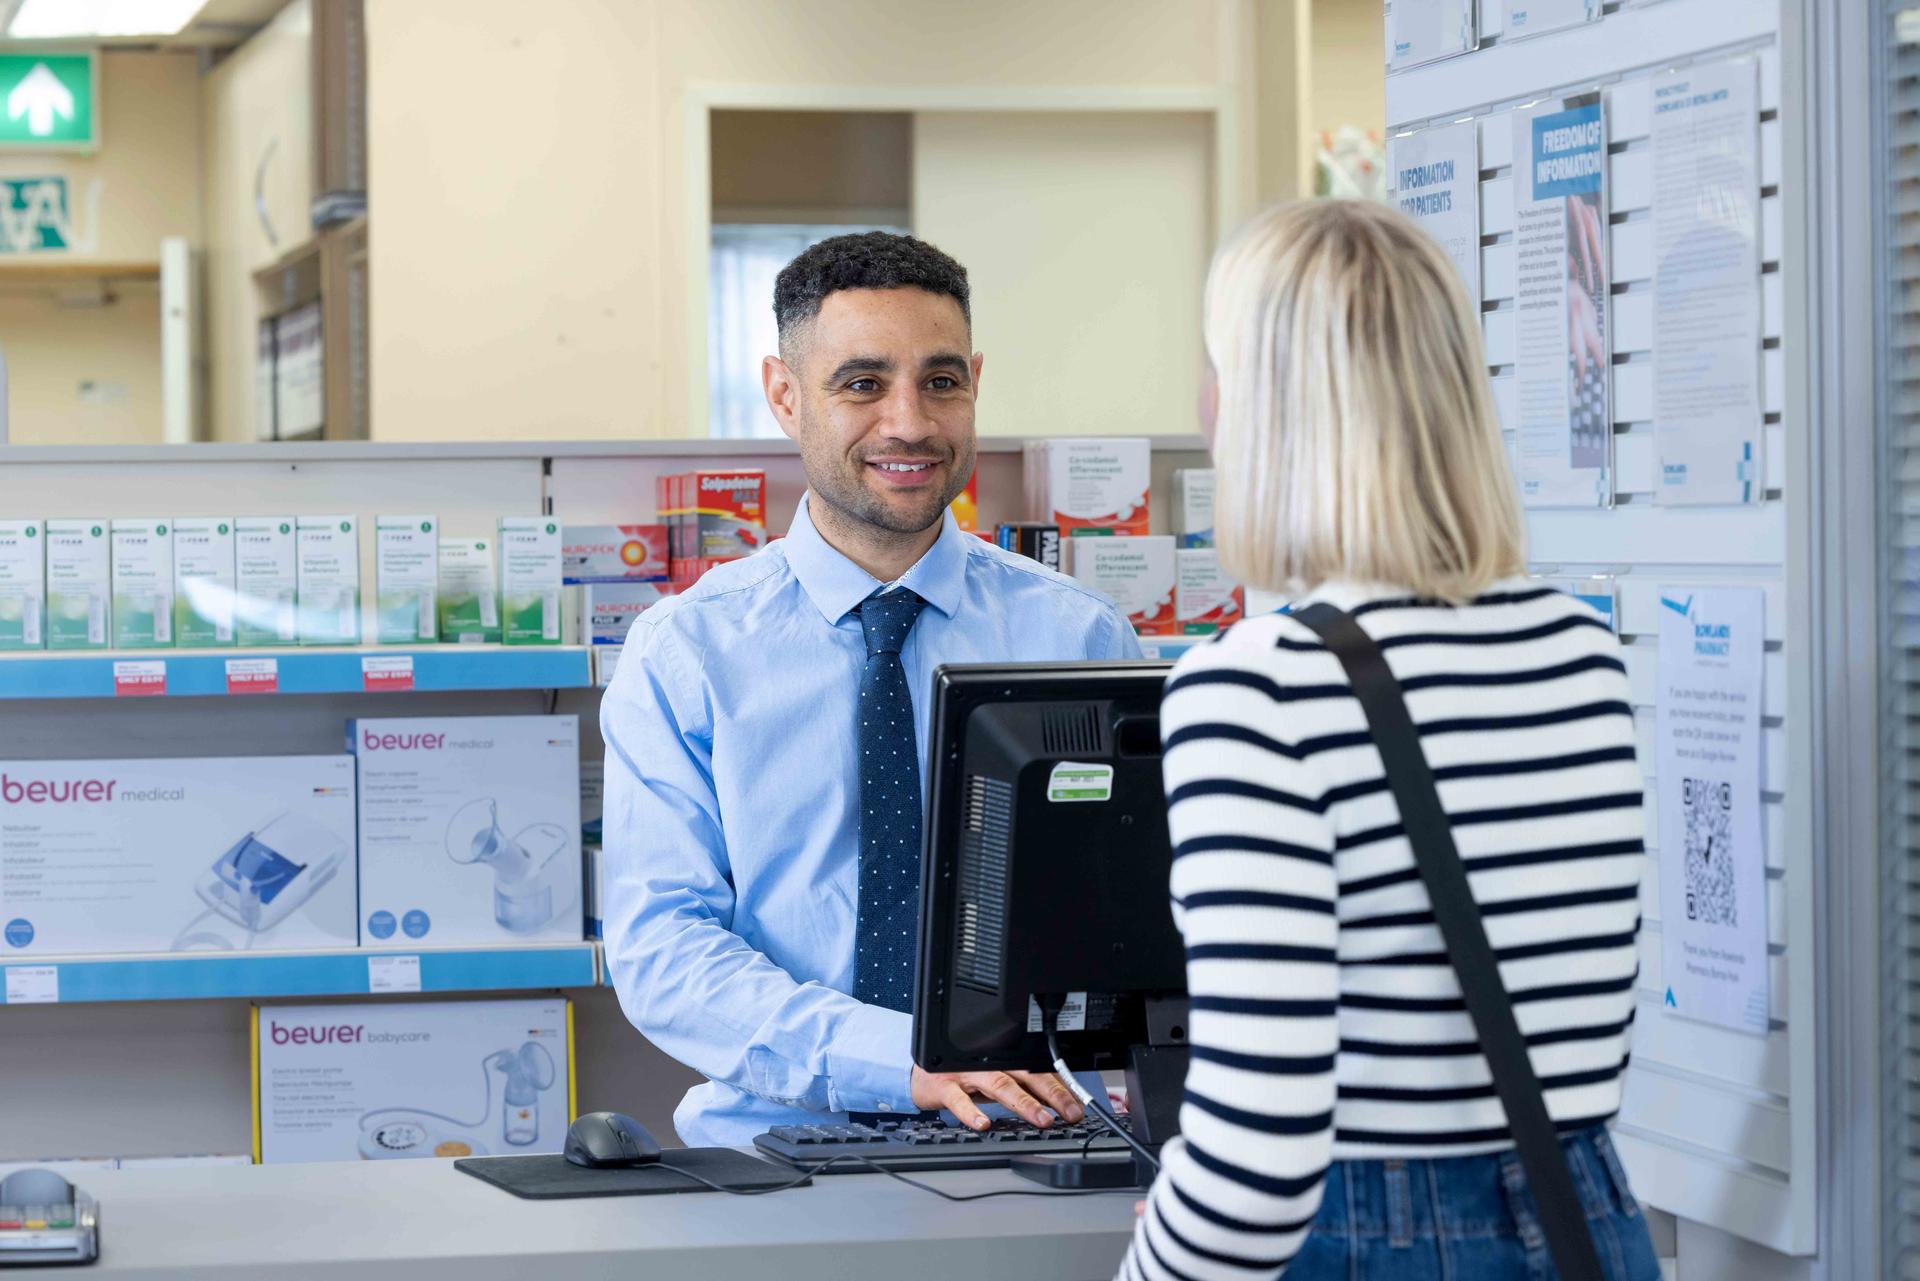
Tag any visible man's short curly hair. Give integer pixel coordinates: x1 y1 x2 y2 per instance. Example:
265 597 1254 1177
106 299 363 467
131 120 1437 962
773 231 970 352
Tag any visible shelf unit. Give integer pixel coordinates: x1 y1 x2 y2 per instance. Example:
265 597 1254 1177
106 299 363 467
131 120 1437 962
0 645 590 700
0 944 599 1006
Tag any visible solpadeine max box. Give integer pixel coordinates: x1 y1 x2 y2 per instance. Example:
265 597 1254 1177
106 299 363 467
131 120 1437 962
0 521 45 650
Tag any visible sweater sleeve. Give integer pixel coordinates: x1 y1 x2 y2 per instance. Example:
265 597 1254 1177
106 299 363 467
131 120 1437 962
1116 636 1341 1281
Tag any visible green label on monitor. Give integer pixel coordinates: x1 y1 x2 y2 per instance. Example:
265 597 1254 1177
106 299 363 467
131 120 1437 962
1047 762 1113 803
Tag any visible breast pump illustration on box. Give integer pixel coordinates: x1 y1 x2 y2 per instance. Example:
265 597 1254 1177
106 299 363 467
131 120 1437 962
445 798 572 935
358 1041 557 1159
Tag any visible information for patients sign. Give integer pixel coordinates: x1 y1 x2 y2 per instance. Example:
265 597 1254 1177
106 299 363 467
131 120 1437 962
1389 121 1481 305
1655 587 1768 1035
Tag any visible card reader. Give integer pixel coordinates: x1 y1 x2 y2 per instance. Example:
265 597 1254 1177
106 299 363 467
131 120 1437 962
0 1169 98 1268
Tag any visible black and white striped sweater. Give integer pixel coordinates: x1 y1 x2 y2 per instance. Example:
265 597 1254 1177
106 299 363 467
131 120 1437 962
1119 580 1645 1281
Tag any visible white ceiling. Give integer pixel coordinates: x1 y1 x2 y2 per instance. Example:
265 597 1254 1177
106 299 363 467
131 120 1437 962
0 0 290 49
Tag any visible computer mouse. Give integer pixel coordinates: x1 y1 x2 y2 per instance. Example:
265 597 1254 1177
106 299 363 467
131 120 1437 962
564 1111 662 1168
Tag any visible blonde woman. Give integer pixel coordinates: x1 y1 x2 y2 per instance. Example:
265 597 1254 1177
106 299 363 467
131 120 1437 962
1118 200 1658 1280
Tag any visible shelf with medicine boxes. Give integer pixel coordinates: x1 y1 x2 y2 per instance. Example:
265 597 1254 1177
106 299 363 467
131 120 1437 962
0 943 600 1006
0 645 592 700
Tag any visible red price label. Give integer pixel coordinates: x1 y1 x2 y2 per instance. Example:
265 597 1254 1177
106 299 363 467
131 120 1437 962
112 660 166 697
225 658 279 695
362 655 415 692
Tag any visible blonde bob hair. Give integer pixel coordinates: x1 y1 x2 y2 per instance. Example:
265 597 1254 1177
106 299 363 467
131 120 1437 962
1204 198 1525 603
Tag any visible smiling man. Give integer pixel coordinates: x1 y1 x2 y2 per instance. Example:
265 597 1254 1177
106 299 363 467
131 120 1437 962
600 232 1142 1146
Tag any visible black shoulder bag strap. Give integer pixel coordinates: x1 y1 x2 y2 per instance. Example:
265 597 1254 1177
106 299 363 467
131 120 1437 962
1291 602 1604 1281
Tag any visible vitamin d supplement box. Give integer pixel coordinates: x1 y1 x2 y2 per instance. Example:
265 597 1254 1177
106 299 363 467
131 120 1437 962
173 517 236 647
1069 534 1176 636
297 515 360 645
1175 548 1245 634
350 716 582 946
1024 439 1152 536
235 518 298 646
110 519 174 648
375 516 439 644
46 521 110 651
0 755 358 956
0 520 45 650
256 997 572 1163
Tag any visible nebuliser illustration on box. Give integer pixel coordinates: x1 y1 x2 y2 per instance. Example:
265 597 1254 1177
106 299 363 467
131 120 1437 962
175 810 351 951
352 716 582 945
358 1040 558 1159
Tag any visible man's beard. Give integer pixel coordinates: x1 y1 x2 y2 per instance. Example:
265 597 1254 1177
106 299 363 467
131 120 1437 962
806 434 977 536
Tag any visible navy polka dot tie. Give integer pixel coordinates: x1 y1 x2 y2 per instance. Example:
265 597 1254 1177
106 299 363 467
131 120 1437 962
852 588 927 1013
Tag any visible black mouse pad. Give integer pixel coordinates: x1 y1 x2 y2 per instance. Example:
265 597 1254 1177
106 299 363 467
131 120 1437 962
455 1148 810 1200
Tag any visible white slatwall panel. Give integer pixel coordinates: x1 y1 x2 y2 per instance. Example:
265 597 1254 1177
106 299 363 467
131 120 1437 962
1388 0 1812 1255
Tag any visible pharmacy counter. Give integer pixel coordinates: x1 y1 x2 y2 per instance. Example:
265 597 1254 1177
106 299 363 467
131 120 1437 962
15 1153 1141 1280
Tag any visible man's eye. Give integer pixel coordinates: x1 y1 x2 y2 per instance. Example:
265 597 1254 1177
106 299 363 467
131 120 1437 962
847 378 880 393
928 376 958 390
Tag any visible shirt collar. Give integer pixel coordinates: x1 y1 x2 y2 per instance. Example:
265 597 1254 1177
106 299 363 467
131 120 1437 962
784 493 970 625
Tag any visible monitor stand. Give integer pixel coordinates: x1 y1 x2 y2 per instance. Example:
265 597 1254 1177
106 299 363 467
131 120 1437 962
1009 996 1189 1191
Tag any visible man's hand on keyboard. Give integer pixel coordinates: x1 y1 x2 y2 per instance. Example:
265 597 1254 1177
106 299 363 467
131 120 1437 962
909 1067 1086 1132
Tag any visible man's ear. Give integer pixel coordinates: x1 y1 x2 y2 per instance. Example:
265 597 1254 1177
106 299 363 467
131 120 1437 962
763 355 801 441
970 352 984 397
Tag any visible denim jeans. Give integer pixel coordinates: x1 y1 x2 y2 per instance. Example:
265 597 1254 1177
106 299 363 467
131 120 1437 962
1283 1127 1661 1280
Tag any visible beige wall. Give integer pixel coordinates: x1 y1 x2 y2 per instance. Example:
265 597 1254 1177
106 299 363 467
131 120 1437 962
1308 0 1384 138
912 111 1213 437
712 111 911 222
201 0 314 443
0 50 202 445
364 0 1245 442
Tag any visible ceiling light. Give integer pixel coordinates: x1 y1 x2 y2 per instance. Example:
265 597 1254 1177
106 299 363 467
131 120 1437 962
7 0 206 38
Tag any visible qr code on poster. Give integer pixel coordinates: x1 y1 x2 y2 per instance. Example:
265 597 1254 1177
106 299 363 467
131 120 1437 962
1682 776 1737 927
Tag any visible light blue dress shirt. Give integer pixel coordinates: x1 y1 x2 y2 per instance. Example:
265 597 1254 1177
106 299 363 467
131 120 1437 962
600 495 1143 1146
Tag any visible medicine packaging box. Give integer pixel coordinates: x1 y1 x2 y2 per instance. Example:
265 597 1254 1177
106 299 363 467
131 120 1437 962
255 997 573 1164
375 516 439 644
0 520 45 650
580 759 603 940
995 522 1061 572
110 520 174 649
297 516 361 646
660 470 766 586
235 517 298 646
1069 534 1176 636
1174 548 1244 634
438 537 501 643
173 518 236 648
45 520 110 651
0 755 358 956
560 525 669 584
578 582 669 646
498 518 562 645
1024 439 1152 536
949 473 979 532
350 715 582 946
1171 469 1216 548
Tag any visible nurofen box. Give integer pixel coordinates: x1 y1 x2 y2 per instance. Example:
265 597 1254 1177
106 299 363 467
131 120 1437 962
579 582 669 646
350 715 582 946
110 520 174 648
0 754 358 956
297 515 360 646
1172 469 1216 548
1025 439 1152 536
172 517 236 648
438 538 501 644
1175 548 1245 635
45 521 110 650
234 517 298 646
1069 534 1176 636
560 525 669 584
0 520 45 650
498 518 562 645
256 997 572 1164
949 473 979 532
375 516 439 644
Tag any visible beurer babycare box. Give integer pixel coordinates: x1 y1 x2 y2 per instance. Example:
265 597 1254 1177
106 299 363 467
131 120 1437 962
375 516 439 644
256 997 571 1163
0 755 358 957
350 716 582 946
235 518 298 646
297 516 360 646
0 520 45 650
44 521 109 650
110 520 174 648
172 518 236 648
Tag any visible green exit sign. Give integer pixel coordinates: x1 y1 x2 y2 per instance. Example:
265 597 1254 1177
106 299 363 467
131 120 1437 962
0 53 96 151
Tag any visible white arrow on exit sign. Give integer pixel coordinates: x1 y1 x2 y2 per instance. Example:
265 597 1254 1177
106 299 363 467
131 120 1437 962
7 63 73 138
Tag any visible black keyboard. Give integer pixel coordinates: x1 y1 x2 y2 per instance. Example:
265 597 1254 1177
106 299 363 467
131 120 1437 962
753 1114 1135 1173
